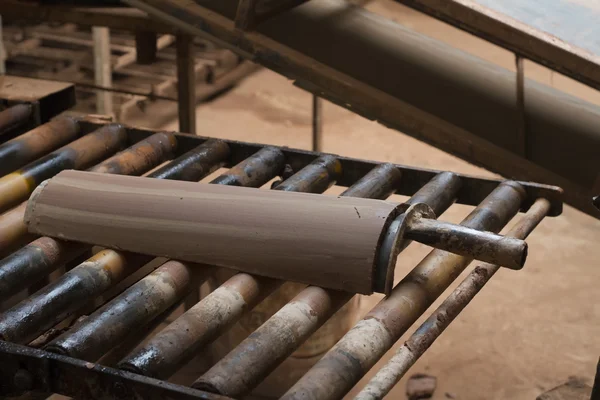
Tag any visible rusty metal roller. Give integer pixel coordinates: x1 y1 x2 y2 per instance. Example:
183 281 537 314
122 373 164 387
24 170 527 294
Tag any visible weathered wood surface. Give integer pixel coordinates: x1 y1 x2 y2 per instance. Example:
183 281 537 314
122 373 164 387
25 170 401 294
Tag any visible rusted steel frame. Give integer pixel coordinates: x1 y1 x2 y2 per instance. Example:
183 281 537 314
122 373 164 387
0 341 232 400
80 119 563 216
45 261 215 362
355 198 551 400
0 146 282 345
0 104 33 137
404 218 527 270
0 140 231 307
0 132 178 257
395 0 600 92
0 117 79 177
192 171 460 397
118 155 342 379
281 181 527 400
0 124 127 213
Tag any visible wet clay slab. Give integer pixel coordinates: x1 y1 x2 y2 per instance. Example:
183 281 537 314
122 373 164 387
25 170 402 294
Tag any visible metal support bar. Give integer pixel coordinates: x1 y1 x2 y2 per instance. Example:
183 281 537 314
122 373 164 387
92 27 113 117
394 0 600 92
404 216 528 270
355 197 551 400
515 55 527 157
0 340 231 400
312 94 322 152
0 16 6 75
176 34 196 135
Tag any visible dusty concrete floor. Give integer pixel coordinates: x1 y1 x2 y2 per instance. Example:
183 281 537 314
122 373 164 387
159 2 600 399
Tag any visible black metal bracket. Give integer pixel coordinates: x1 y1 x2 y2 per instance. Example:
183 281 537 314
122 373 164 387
0 340 231 400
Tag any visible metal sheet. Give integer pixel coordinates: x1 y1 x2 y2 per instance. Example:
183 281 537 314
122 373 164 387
396 0 600 90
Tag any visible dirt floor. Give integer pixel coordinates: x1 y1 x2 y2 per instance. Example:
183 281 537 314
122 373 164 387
158 1 600 399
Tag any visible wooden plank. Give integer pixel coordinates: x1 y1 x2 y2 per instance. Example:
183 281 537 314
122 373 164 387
25 170 401 294
395 0 600 90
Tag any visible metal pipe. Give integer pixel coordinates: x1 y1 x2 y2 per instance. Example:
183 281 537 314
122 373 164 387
92 26 113 116
0 250 152 344
210 147 285 186
148 139 230 181
118 155 341 379
176 34 196 134
0 124 127 212
281 181 526 400
45 261 214 361
312 95 322 152
0 147 283 347
0 140 239 340
0 132 177 256
0 237 88 302
90 132 177 175
405 218 528 270
340 163 402 200
274 154 341 193
0 104 33 137
119 272 281 379
355 198 551 400
0 117 80 177
0 140 231 302
0 203 29 257
192 171 460 397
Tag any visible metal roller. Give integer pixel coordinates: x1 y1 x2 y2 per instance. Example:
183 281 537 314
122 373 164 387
118 154 343 379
